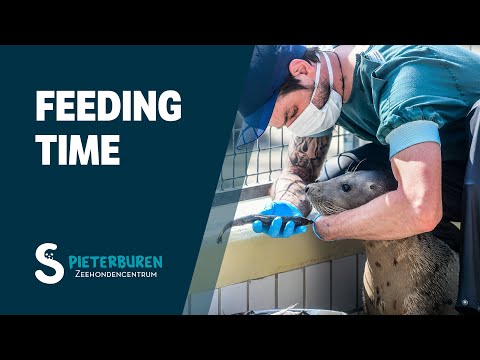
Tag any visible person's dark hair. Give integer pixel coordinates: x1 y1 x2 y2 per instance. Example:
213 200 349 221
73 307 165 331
278 46 321 96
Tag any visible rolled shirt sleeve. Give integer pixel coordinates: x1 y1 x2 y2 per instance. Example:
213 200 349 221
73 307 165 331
385 120 441 158
371 47 470 159
338 46 480 163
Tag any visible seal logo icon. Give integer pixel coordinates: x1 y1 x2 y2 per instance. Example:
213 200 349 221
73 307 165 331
35 243 64 285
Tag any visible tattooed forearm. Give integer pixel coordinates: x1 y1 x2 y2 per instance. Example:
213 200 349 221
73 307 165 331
270 135 332 215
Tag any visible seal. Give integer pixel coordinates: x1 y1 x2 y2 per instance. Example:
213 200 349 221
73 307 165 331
305 170 459 315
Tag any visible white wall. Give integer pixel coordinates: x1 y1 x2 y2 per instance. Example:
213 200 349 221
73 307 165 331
185 254 366 315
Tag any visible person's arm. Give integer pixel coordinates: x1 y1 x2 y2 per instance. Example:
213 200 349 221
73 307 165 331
271 134 332 216
314 142 443 241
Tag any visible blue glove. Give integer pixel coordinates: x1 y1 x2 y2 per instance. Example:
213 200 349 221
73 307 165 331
312 213 324 240
252 201 308 238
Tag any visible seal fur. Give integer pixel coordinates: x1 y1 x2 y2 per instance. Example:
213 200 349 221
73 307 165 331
305 170 459 315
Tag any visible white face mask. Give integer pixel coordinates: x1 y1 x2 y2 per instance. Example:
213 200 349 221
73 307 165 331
287 52 343 137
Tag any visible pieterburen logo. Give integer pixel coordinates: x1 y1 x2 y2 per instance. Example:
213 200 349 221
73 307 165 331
34 243 163 284
35 243 65 285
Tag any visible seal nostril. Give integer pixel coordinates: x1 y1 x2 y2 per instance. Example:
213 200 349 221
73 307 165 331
305 185 310 193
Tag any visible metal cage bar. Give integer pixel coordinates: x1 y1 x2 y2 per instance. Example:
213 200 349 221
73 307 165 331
214 125 362 205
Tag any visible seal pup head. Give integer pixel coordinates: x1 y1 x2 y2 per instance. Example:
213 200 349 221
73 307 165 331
305 170 398 215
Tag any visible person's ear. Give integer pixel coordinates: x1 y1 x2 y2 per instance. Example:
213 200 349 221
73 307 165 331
288 59 314 77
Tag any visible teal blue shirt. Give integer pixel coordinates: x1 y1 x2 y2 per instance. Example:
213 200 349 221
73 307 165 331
332 45 480 161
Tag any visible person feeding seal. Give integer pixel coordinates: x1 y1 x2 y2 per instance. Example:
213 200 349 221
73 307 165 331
236 45 480 314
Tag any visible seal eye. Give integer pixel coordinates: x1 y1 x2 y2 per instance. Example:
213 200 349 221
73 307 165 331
342 184 351 192
370 184 375 190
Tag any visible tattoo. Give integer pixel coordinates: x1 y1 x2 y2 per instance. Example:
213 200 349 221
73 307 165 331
271 135 332 215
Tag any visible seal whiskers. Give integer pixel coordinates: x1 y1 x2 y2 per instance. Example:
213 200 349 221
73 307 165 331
315 201 347 216
305 170 459 315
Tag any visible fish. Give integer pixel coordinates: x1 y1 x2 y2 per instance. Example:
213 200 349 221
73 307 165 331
217 214 313 243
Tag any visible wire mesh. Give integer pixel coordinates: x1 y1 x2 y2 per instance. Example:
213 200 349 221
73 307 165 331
216 125 361 195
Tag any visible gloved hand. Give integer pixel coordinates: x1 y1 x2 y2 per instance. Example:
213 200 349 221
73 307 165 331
312 213 324 240
252 201 308 238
